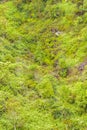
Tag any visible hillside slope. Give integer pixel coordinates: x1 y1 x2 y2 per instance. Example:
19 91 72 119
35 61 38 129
0 0 87 130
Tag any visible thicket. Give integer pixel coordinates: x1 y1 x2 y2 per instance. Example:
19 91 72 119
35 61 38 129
0 0 87 130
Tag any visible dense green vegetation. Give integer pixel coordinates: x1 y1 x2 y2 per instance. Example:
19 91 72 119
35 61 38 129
0 0 87 129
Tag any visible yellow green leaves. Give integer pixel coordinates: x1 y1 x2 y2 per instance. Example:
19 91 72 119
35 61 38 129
36 76 55 98
0 0 87 129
